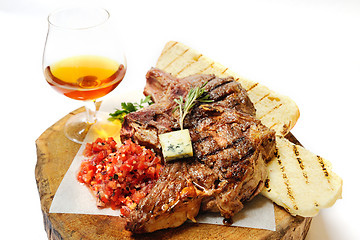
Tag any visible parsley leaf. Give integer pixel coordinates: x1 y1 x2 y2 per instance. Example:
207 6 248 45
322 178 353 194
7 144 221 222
108 95 154 123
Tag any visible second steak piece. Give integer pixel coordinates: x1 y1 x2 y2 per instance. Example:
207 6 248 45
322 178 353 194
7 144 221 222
121 68 276 233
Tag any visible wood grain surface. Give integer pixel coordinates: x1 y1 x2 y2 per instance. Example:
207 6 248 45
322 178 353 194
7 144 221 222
35 107 312 240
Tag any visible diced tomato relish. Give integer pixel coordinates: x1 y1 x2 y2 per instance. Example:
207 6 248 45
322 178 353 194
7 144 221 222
77 137 163 216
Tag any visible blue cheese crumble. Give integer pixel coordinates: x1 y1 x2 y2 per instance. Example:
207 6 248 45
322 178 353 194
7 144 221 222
158 129 193 162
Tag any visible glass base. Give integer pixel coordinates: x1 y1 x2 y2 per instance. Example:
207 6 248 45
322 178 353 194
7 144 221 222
64 111 121 144
64 112 94 144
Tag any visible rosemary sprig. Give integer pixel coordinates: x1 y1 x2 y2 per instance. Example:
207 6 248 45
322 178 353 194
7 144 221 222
174 82 213 130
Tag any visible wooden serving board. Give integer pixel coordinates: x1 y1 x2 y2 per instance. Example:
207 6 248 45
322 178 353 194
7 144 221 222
35 107 312 240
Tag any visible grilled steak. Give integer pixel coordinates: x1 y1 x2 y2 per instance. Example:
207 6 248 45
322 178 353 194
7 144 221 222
121 68 276 233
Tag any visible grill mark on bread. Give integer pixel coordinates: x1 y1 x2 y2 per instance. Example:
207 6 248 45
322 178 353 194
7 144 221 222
269 122 278 130
246 83 258 92
274 146 280 158
221 68 228 74
193 54 203 62
264 148 282 193
160 42 179 59
254 93 271 105
276 152 299 211
316 155 331 183
199 62 215 74
264 178 271 192
293 145 309 184
176 54 203 76
265 148 280 194
175 62 192 76
163 48 189 72
258 103 283 120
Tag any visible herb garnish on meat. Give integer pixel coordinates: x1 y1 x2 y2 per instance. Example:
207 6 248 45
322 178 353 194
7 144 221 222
108 96 154 123
173 82 212 130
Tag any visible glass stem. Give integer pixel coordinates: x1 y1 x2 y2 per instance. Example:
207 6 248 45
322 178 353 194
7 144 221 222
84 100 97 124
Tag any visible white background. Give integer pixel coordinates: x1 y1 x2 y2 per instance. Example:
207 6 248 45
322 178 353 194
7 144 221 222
1 0 359 239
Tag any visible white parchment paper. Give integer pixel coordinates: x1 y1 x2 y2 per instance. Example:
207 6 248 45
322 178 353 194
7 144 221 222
49 90 276 231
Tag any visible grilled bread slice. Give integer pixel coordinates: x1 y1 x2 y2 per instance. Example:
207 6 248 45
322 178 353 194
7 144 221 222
261 136 342 217
156 41 300 136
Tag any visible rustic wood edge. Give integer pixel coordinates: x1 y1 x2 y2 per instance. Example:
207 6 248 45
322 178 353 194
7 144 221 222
35 107 312 240
35 107 84 212
40 210 312 240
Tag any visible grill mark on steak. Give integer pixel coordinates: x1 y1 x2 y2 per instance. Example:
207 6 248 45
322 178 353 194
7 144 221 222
198 136 246 158
208 81 244 101
121 68 276 233
197 137 256 181
126 160 218 233
204 76 233 92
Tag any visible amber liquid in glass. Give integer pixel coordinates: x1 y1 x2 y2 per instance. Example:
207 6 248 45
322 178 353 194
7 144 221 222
44 55 126 101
